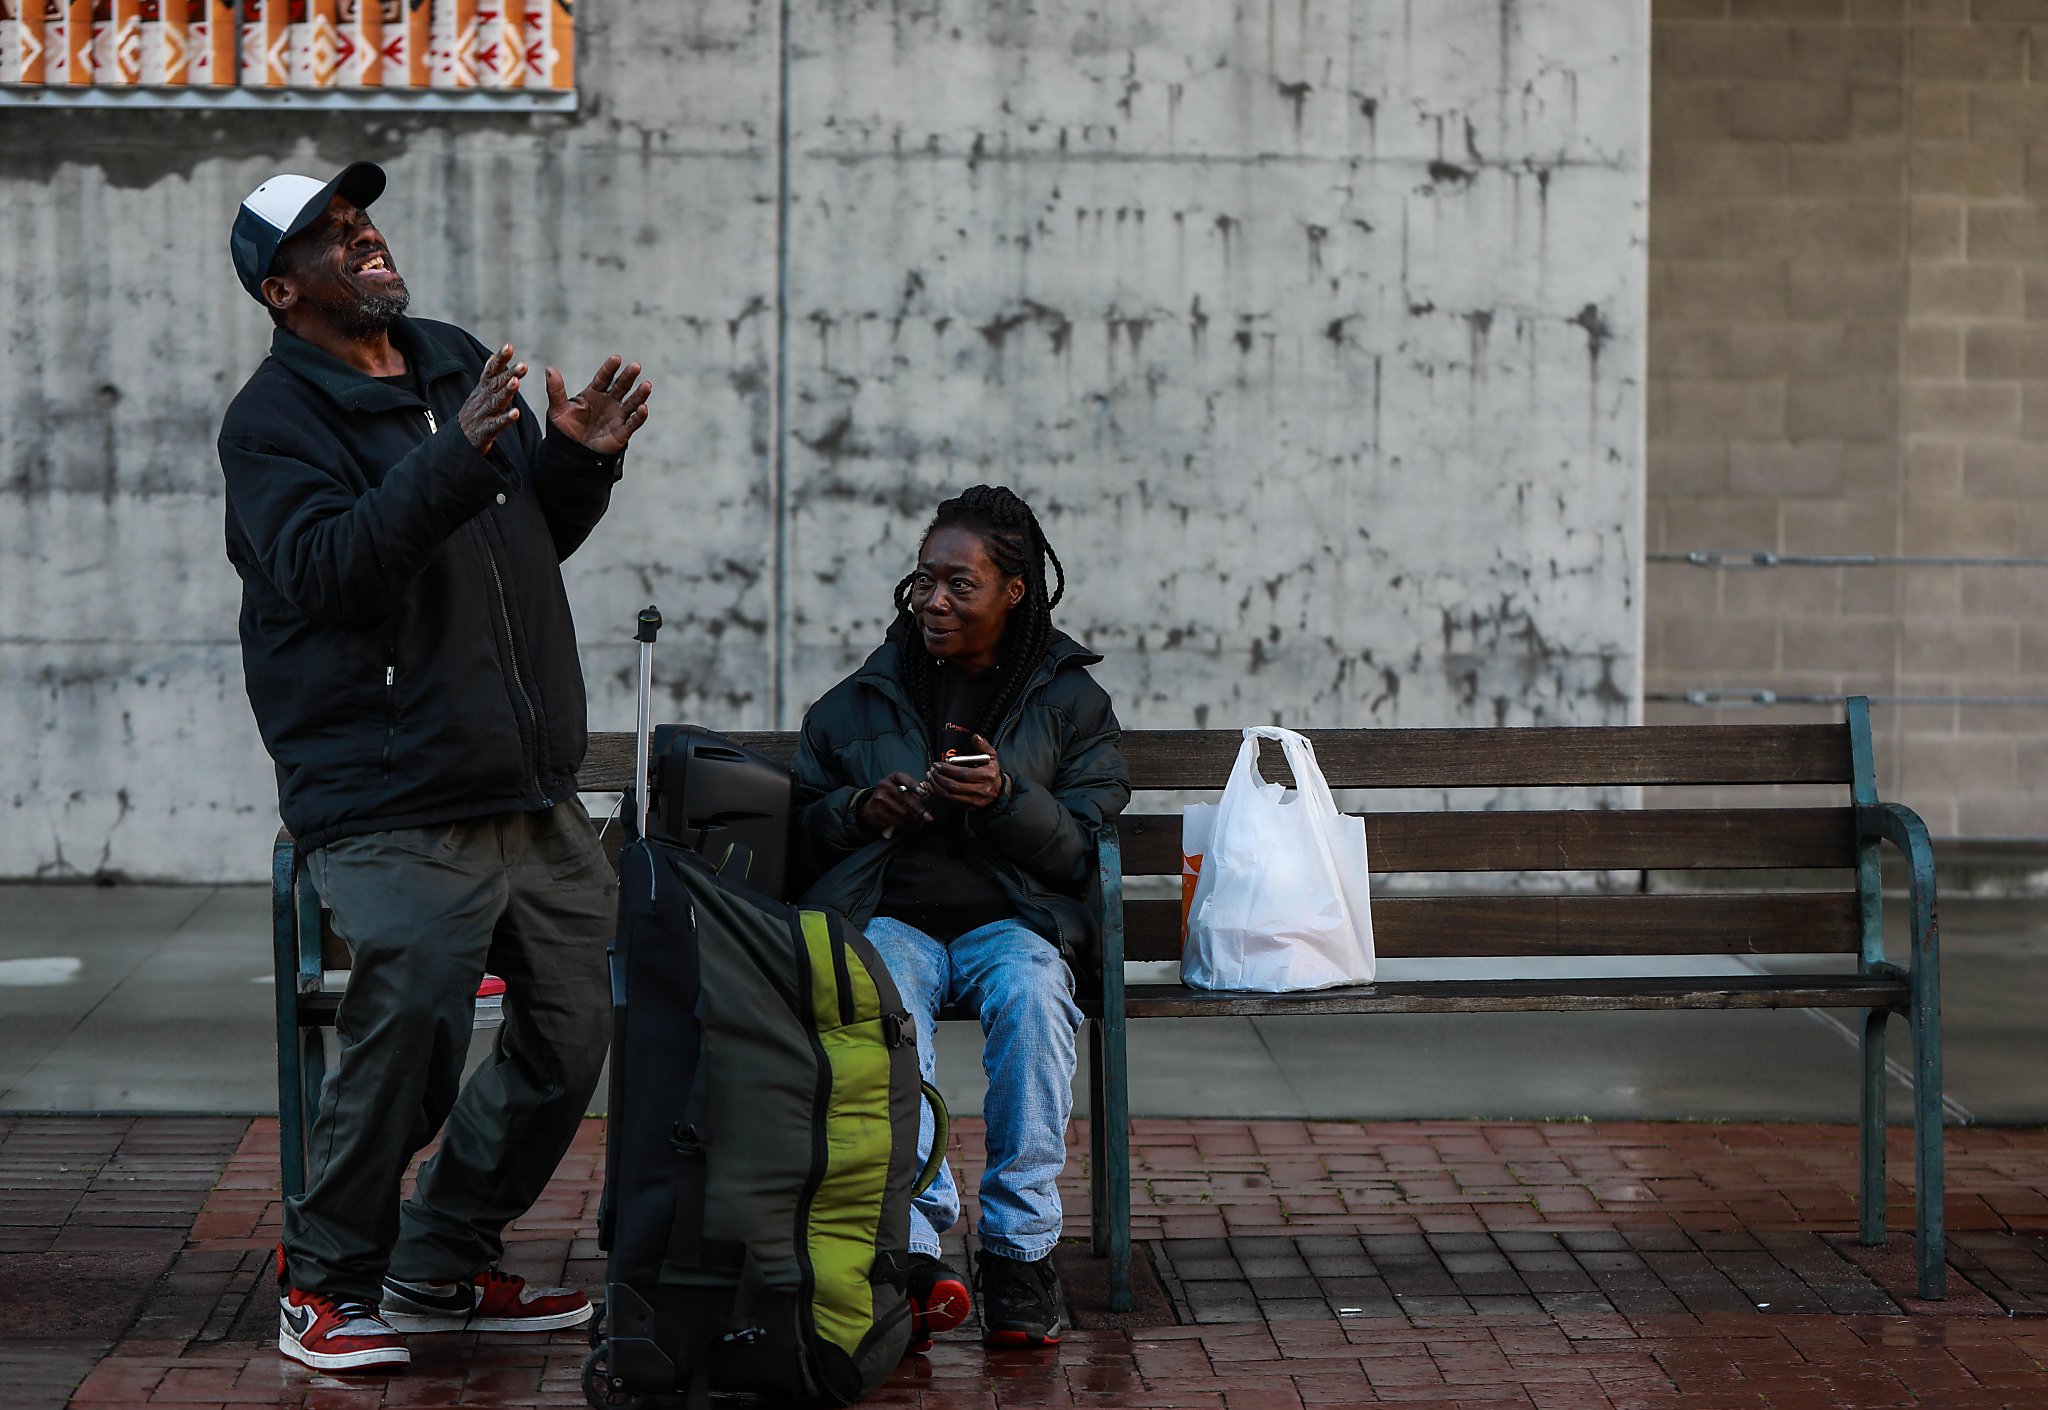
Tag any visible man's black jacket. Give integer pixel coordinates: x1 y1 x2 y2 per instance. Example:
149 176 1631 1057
218 317 621 854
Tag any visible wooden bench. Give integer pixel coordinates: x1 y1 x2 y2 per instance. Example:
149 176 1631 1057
272 695 1945 1313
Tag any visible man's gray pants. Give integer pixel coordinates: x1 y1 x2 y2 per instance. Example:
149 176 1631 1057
284 802 615 1301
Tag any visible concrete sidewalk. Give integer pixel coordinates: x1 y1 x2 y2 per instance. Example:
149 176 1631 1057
4 885 2047 1123
7 1113 2048 1409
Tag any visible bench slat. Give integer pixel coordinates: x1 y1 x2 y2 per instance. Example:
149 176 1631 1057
1108 726 1853 789
1123 892 1862 961
1122 972 1906 1017
576 722 1853 795
303 970 1894 1022
294 991 1102 1026
1116 808 1857 876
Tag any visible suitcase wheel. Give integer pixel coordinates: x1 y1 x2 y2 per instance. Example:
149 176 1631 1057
581 1344 650 1410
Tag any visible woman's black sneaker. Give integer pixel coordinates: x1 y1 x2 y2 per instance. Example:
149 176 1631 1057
906 1253 971 1352
975 1251 1063 1347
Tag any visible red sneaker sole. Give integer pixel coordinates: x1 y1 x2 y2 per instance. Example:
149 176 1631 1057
984 1327 1061 1348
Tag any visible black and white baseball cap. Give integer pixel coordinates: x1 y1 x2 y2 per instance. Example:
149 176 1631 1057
229 161 386 303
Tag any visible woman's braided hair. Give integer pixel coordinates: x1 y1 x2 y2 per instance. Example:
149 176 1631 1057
891 484 1067 746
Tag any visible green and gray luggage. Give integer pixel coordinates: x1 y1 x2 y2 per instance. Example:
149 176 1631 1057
584 608 945 1409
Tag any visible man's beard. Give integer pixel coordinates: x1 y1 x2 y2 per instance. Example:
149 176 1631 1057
307 279 410 340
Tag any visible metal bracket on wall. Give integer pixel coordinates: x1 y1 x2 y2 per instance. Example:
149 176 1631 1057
1652 550 2048 569
1650 690 2048 709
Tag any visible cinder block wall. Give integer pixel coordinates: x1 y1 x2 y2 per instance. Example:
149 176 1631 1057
1649 0 2048 836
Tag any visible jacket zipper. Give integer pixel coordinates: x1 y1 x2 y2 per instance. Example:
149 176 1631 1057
380 645 397 777
480 529 550 807
385 406 428 775
413 391 547 808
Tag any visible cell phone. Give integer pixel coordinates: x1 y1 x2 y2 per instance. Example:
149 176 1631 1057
942 754 992 766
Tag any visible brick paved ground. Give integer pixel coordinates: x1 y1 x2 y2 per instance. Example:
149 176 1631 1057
8 1114 2048 1408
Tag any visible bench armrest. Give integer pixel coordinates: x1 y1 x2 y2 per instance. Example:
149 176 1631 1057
1857 800 1938 981
1855 779 1947 1300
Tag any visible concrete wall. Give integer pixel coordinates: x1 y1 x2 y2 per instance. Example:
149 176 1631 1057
1648 0 2048 836
3 0 1647 883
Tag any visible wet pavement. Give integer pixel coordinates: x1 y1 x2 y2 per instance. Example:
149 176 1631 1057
7 1113 2048 1409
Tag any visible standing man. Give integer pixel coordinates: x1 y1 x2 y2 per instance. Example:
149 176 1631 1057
219 163 651 1373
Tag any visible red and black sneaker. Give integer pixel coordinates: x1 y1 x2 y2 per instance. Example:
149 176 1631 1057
380 1266 593 1333
906 1253 971 1353
975 1251 1063 1348
275 1248 409 1372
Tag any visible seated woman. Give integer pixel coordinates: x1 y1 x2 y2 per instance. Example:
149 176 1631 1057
792 484 1130 1350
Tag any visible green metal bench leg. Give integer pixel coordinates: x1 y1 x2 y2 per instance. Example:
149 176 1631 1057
1858 1007 1886 1246
1090 826 1133 1313
1885 800 1946 1301
1910 920 1946 1300
1101 998 1132 1313
1849 705 1889 1251
1088 1019 1109 1258
1856 774 1945 1301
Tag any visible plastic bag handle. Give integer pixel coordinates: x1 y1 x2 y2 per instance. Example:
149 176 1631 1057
1208 732 1274 849
1236 726 1342 816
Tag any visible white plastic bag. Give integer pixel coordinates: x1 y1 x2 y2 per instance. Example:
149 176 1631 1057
1182 727 1375 992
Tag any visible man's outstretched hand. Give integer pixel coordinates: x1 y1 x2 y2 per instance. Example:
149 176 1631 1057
546 355 652 456
460 344 525 455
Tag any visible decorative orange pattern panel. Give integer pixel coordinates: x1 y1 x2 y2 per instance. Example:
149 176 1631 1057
0 0 567 89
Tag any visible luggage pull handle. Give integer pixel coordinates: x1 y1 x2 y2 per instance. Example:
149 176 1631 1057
915 1082 950 1198
634 605 662 841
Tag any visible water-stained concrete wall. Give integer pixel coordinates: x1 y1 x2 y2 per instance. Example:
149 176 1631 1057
3 1 1646 882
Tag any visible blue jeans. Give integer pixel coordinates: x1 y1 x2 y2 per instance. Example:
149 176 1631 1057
865 915 1082 1264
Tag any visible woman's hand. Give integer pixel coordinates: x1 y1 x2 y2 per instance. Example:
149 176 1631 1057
926 734 1005 811
859 772 934 834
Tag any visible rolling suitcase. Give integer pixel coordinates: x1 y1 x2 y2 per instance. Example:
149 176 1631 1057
584 606 946 1410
